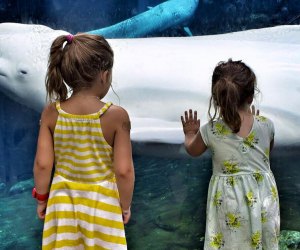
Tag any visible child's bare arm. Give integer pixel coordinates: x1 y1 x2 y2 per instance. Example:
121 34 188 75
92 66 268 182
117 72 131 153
181 109 207 157
33 105 56 219
113 107 135 224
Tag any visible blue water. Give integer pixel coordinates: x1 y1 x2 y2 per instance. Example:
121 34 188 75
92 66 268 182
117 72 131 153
0 154 210 249
0 151 299 249
0 93 299 249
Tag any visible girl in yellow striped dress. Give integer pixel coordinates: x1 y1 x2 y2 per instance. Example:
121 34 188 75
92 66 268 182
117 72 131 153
33 33 135 250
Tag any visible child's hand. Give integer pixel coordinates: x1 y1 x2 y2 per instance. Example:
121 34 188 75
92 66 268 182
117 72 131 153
122 207 131 224
37 201 47 220
181 109 200 135
251 105 260 116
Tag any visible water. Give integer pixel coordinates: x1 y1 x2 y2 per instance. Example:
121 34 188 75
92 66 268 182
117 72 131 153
0 91 299 248
0 149 299 249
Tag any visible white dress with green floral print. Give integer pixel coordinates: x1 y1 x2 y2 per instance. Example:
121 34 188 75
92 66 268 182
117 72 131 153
200 116 280 250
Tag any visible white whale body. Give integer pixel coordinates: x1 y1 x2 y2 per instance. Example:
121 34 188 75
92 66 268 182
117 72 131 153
0 23 299 145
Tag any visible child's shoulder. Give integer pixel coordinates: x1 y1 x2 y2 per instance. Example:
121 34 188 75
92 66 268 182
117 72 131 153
254 115 274 126
106 104 130 122
108 104 129 116
40 102 58 127
202 118 226 129
255 114 271 122
254 115 275 137
42 102 58 117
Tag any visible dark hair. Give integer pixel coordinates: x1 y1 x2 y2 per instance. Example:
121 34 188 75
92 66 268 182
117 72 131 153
208 59 258 133
46 33 114 101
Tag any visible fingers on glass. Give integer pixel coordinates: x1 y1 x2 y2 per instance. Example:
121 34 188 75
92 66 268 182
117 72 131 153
181 116 185 126
183 109 199 124
251 105 260 116
189 109 193 120
251 105 255 114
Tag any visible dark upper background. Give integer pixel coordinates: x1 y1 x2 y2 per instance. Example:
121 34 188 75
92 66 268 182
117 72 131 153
0 0 299 36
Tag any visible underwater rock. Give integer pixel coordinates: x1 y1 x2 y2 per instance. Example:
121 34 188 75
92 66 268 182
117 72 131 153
279 230 300 249
9 178 33 195
279 230 300 250
154 214 180 232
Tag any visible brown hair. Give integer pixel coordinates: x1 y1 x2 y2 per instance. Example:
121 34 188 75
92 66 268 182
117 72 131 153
46 33 114 101
208 59 258 133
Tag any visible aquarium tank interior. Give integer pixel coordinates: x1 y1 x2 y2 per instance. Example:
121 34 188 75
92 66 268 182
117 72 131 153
0 0 300 249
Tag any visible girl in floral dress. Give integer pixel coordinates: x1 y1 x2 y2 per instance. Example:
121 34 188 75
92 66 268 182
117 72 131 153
181 59 280 250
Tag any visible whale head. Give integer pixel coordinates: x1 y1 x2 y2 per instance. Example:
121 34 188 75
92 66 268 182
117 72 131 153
0 23 67 112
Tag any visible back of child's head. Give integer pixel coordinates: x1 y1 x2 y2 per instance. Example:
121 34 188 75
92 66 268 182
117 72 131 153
208 59 258 133
46 33 114 101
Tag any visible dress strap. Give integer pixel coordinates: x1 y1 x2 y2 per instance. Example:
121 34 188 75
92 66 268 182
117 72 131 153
55 101 62 113
98 102 112 117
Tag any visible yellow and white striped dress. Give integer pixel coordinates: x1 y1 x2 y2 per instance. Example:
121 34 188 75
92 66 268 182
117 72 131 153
42 102 127 250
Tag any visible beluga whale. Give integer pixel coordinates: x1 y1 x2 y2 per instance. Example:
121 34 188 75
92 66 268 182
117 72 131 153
0 23 300 146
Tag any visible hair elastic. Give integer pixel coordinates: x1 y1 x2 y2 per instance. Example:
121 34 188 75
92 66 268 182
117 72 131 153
66 34 74 44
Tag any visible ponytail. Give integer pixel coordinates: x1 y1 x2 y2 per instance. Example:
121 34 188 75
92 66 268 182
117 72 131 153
45 35 69 102
45 33 114 102
209 59 257 133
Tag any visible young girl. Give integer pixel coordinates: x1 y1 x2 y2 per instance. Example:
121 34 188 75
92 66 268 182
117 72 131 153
181 59 280 250
33 33 135 250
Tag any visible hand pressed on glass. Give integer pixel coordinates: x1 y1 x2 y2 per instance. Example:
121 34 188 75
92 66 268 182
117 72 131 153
181 109 200 135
